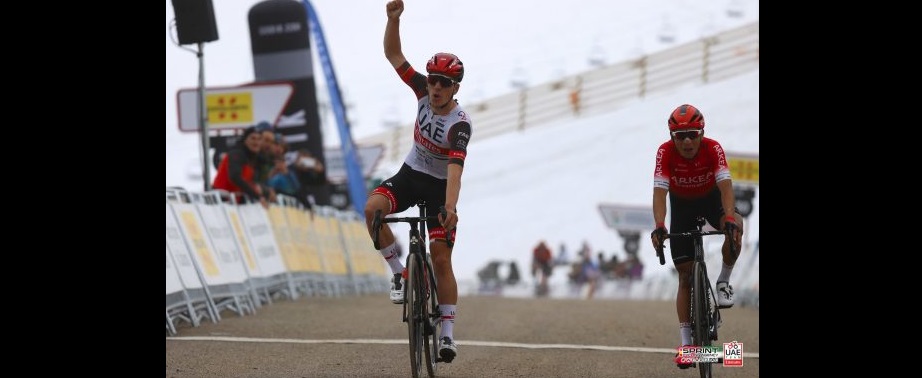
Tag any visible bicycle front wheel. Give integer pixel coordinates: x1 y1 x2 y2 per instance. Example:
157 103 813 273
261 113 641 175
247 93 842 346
692 260 713 378
424 255 440 377
407 252 426 378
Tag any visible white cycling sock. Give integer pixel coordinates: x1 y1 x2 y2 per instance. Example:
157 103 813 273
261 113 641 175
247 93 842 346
717 263 734 283
379 242 404 274
679 322 692 346
440 304 456 340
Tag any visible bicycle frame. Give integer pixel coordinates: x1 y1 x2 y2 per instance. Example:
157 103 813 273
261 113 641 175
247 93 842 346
372 202 451 378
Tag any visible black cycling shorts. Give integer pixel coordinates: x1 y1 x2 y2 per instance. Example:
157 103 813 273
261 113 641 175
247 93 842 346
372 163 453 239
668 189 737 265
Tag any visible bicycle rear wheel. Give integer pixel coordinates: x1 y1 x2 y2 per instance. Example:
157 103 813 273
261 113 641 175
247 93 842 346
692 260 713 378
407 251 426 378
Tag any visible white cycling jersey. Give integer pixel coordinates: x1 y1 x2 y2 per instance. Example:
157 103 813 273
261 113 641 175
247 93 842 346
404 97 471 179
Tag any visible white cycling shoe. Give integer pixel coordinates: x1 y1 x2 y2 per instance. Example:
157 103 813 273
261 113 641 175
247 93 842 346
716 281 734 308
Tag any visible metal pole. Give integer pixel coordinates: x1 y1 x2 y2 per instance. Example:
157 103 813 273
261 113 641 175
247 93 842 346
197 42 211 191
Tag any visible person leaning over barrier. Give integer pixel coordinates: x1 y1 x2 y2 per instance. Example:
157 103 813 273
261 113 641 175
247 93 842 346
212 126 275 209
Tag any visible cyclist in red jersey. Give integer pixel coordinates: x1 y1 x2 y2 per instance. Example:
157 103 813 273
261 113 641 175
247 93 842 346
649 104 743 368
363 0 471 363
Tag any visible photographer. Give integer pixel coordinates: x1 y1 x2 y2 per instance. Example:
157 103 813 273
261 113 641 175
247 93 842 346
291 148 325 210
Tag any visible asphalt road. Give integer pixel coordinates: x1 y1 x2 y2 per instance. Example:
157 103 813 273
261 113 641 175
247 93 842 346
166 295 759 377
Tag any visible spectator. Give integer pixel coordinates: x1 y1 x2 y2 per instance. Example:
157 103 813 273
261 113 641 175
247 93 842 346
606 253 620 278
597 252 613 278
212 126 273 208
256 130 282 185
613 254 643 281
266 140 312 209
532 241 553 294
477 260 502 293
555 242 569 266
569 248 601 299
577 240 592 258
506 261 521 286
291 148 326 208
255 120 272 133
267 157 300 200
627 255 644 281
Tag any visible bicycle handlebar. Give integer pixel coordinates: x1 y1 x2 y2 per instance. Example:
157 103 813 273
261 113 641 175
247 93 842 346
666 230 726 238
372 207 455 249
655 229 728 266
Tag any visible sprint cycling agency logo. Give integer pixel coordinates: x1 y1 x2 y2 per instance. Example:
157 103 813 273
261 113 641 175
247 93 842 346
722 341 743 367
675 342 744 367
676 345 722 365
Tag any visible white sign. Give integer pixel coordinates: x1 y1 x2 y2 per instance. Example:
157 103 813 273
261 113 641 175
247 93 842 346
177 82 293 132
597 203 655 232
323 144 385 183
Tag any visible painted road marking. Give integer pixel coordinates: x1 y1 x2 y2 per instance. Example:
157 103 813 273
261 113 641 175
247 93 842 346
167 336 760 358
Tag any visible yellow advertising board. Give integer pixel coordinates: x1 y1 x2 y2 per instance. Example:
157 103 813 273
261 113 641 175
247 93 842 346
726 153 759 185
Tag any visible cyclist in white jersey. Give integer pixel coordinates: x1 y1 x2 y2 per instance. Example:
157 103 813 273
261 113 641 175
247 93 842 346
364 0 472 364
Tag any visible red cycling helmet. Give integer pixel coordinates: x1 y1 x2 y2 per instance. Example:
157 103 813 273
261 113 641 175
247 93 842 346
426 52 464 82
668 104 705 130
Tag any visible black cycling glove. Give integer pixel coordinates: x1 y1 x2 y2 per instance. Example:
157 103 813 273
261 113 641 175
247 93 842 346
651 227 668 242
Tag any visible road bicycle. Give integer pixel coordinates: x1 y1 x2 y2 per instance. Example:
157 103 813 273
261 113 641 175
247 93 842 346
373 201 453 378
655 216 737 378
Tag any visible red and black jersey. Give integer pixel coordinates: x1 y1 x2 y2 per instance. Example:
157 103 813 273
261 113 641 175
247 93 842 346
653 137 732 199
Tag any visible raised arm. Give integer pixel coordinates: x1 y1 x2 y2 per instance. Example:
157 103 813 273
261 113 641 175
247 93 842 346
384 0 408 69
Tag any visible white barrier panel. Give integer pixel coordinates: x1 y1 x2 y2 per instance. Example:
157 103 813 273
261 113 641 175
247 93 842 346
312 212 349 297
286 207 325 274
235 203 297 301
166 204 208 291
344 218 389 278
169 202 229 283
170 201 255 317
338 216 391 294
166 246 184 296
223 204 262 278
315 215 349 276
266 206 297 272
284 207 331 296
166 203 218 326
194 202 251 284
167 245 200 335
236 203 287 277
